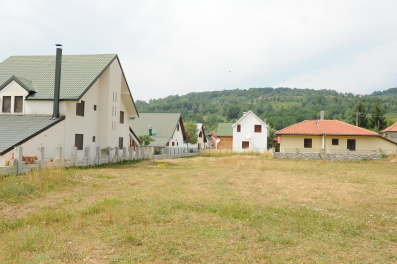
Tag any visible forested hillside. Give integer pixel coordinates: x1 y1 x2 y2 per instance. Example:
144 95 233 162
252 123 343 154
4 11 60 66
136 87 397 131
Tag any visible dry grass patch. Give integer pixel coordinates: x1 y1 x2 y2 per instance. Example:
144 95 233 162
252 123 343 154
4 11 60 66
0 156 397 263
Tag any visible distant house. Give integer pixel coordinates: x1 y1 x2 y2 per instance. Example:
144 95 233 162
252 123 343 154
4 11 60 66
216 123 233 149
129 113 186 148
381 122 397 143
232 111 268 152
196 123 207 149
209 131 218 149
205 132 213 148
275 120 397 153
0 48 139 164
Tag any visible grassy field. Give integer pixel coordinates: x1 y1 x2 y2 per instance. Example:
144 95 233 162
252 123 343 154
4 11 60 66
1 156 397 263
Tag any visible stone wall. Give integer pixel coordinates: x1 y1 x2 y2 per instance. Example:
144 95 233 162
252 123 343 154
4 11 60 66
273 151 381 161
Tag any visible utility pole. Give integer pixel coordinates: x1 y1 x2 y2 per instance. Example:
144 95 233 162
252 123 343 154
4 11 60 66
377 120 380 133
356 112 359 127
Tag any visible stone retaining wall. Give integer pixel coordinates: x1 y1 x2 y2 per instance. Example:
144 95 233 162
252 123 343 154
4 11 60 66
273 152 381 161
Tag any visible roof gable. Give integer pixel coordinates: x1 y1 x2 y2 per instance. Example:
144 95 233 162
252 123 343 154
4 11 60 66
232 110 268 128
0 75 36 93
382 122 397 133
276 120 379 136
129 113 185 147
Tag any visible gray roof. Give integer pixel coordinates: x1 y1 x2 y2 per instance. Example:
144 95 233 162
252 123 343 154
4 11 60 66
129 113 185 147
0 115 65 155
0 54 117 100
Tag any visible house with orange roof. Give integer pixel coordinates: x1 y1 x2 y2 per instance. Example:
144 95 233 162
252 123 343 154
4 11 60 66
381 122 397 143
275 119 397 154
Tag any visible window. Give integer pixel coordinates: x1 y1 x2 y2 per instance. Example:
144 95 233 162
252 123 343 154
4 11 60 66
76 101 85 116
254 125 262 133
304 138 312 148
94 105 97 111
172 142 175 146
177 124 179 131
199 131 202 138
93 136 96 142
75 134 84 150
177 142 178 146
242 141 249 149
112 106 114 116
119 137 123 148
332 139 339 145
120 111 124 124
347 139 356 151
2 96 11 113
14 96 23 113
237 124 241 132
166 142 169 146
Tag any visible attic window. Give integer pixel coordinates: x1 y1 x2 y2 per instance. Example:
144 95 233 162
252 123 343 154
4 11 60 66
254 125 262 133
14 96 23 113
76 101 85 117
2 96 11 113
237 124 241 132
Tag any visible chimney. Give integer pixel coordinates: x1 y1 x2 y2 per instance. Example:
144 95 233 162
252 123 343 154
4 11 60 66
149 125 152 136
264 118 267 124
320 111 324 120
52 44 62 119
243 112 247 115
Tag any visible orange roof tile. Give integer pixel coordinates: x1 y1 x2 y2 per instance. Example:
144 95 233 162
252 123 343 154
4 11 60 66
382 122 397 133
276 120 379 136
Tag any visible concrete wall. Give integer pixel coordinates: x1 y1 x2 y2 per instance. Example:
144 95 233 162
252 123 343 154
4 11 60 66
233 112 268 152
168 125 185 147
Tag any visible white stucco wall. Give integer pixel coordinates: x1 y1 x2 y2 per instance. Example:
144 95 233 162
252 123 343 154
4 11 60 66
1 59 138 161
0 120 65 165
168 124 185 147
0 81 29 114
233 112 268 153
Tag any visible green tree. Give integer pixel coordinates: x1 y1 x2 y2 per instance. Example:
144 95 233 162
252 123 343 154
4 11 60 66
267 127 276 149
351 102 368 128
138 135 155 146
368 102 387 131
184 121 199 148
226 106 240 120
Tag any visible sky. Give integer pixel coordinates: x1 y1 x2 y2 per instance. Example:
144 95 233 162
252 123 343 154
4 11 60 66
0 0 397 102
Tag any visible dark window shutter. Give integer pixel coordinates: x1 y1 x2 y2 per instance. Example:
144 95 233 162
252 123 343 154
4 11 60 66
2 96 11 113
255 125 262 133
14 96 23 113
120 111 124 124
76 101 85 116
237 125 241 132
332 139 339 145
119 137 123 148
347 139 356 151
75 134 84 150
242 141 249 149
304 138 312 148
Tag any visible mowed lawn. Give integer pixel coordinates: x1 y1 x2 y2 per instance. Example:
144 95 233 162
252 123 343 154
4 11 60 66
1 156 397 263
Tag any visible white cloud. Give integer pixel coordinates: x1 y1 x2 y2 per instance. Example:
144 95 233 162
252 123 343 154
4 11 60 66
0 0 396 101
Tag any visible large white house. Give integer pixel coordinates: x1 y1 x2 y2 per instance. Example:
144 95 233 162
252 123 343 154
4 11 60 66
232 110 268 152
0 46 139 164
